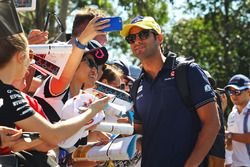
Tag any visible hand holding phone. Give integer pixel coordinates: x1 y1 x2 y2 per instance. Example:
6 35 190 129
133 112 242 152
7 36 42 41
21 132 40 143
96 17 122 32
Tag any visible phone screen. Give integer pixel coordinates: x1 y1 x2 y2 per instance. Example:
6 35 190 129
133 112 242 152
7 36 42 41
97 17 122 32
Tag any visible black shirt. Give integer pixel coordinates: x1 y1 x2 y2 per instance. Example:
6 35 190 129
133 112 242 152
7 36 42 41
0 80 35 128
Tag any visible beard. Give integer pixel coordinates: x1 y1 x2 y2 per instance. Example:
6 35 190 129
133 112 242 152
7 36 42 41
133 42 158 60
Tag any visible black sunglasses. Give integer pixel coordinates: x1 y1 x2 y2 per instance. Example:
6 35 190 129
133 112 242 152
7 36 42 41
125 29 156 44
82 56 98 71
227 89 247 96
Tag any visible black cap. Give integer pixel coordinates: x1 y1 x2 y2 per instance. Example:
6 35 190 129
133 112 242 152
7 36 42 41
84 40 109 65
0 0 23 39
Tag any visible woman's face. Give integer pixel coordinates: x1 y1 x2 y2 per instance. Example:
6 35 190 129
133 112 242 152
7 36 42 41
74 54 98 87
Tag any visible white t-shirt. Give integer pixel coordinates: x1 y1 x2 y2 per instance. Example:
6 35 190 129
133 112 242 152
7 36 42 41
227 100 250 167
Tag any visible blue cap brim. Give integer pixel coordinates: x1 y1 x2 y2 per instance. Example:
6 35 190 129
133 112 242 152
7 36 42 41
224 85 249 91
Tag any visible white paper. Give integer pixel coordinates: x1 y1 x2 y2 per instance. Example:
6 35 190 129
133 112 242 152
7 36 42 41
94 122 134 135
29 43 72 79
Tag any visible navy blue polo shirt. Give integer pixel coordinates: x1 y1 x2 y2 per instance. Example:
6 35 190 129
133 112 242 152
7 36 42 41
134 61 215 167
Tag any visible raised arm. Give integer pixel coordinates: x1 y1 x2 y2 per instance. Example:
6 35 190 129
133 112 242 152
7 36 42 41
50 17 110 95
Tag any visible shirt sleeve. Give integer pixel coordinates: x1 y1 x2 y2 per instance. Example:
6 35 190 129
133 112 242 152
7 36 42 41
187 63 216 110
0 86 35 124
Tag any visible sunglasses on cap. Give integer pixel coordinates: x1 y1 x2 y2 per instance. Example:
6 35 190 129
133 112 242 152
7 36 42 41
82 56 98 71
125 29 157 44
227 89 247 96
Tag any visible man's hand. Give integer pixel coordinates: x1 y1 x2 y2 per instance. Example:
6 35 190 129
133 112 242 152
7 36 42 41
28 29 48 44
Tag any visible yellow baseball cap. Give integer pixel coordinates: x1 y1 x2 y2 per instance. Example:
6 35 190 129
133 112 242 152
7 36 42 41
120 16 161 37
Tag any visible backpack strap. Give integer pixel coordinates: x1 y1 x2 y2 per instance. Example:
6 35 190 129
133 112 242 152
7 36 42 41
175 60 195 111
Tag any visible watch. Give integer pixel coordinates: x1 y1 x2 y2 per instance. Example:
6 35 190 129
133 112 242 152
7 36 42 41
73 38 87 49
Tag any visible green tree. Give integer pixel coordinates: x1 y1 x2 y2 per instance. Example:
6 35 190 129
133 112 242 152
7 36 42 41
166 0 250 87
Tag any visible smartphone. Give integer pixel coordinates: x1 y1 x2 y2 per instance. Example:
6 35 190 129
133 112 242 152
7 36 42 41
96 17 122 32
21 132 40 142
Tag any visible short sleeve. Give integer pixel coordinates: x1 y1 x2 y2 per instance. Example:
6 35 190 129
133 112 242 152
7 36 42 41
0 84 34 125
187 64 216 109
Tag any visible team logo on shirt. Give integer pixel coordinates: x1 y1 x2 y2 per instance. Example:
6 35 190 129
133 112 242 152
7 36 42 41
137 85 143 94
0 98 3 108
7 89 13 94
204 84 212 92
136 85 143 100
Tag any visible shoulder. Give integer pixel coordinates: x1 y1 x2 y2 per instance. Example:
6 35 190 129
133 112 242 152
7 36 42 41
0 82 20 101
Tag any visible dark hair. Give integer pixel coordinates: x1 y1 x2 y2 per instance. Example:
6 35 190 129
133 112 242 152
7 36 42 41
0 33 27 68
99 65 122 84
72 7 106 37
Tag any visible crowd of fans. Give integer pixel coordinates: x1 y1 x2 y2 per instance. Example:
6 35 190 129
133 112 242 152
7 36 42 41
0 1 250 167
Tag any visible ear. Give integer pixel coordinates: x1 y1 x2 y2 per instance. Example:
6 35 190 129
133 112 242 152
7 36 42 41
247 89 250 96
16 51 24 64
157 33 164 44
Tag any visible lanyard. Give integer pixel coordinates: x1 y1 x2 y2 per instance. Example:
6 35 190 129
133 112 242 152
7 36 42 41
243 108 250 159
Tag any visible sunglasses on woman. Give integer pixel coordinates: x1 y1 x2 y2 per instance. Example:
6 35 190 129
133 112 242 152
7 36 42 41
125 29 156 44
227 89 247 96
82 56 98 71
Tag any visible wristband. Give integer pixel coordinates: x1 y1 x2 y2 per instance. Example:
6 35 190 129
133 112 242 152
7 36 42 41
73 38 87 49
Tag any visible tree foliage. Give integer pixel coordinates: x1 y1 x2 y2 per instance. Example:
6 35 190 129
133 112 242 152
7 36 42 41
166 0 250 88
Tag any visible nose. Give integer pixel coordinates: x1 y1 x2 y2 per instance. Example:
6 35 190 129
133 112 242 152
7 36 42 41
133 34 143 44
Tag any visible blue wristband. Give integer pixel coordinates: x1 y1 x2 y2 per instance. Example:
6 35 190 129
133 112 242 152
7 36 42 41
73 38 87 49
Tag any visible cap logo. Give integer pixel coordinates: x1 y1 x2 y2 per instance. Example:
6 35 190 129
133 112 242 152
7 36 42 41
95 49 104 59
230 78 246 86
204 84 212 92
131 16 144 24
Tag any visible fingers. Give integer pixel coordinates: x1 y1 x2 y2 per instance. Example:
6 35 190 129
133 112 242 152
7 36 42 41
0 127 22 148
89 96 110 114
9 131 22 140
2 126 21 135
117 118 129 123
92 17 110 31
78 17 110 43
28 29 49 44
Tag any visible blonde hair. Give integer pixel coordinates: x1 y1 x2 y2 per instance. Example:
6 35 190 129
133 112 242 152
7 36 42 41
0 33 28 68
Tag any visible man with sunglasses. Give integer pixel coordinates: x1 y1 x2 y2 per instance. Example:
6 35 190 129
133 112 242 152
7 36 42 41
120 16 220 167
224 74 250 167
